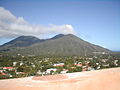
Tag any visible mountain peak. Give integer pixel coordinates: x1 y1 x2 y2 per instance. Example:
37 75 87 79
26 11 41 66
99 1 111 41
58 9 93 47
51 34 65 39
0 34 111 56
17 35 37 38
1 35 43 47
66 34 77 37
14 36 38 40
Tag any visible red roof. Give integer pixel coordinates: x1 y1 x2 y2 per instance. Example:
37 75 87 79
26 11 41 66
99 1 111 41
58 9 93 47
74 64 82 67
0 73 7 76
57 65 64 67
3 67 14 69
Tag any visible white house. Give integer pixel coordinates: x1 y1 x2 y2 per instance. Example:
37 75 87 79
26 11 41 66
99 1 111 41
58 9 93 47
46 68 57 74
13 62 17 66
60 69 68 74
53 63 64 67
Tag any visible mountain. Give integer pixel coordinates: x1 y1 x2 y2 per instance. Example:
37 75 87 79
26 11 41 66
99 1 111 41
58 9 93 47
50 34 65 39
1 36 45 47
0 34 111 56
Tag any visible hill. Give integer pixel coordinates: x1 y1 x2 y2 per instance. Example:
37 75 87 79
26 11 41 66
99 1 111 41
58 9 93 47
0 34 111 56
1 36 45 47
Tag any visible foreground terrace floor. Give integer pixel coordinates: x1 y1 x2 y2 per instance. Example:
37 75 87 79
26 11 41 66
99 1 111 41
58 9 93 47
0 67 120 90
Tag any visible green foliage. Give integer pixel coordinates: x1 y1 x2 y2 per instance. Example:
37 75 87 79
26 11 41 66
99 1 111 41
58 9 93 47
0 75 9 79
0 53 120 79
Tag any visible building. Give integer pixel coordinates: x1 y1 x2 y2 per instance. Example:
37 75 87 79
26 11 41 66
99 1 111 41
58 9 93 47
46 68 57 74
3 67 15 71
53 63 64 67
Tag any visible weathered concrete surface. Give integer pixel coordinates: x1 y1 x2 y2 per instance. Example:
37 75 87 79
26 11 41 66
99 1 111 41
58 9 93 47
0 68 120 90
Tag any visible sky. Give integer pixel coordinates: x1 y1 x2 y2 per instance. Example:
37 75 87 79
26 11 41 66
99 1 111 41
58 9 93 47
0 0 120 51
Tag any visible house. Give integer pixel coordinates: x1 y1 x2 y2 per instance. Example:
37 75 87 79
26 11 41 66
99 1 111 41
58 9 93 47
82 66 87 71
46 68 57 74
0 72 7 76
53 63 64 67
3 67 15 71
44 58 49 61
16 72 25 75
37 70 42 75
13 62 17 66
75 64 82 67
102 64 109 67
87 66 95 71
8 74 13 77
20 62 24 66
0 70 4 73
17 54 21 56
101 59 108 63
22 56 25 58
96 63 99 65
85 61 90 65
60 69 68 74
71 67 76 69
96 65 101 70
86 58 93 60
114 60 118 66
74 62 82 67
32 64 36 67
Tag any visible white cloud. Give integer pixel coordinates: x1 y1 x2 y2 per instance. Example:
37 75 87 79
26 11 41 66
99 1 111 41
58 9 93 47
0 7 75 38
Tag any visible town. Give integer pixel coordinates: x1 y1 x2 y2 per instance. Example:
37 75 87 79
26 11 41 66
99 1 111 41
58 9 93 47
0 53 120 79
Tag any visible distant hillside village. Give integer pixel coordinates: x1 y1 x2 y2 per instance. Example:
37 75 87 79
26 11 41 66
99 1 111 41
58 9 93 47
0 53 120 79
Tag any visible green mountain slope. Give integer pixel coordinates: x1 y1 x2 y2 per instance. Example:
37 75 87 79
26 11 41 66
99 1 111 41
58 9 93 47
0 34 111 56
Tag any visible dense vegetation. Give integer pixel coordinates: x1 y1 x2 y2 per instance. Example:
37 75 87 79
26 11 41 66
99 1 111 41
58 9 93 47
0 53 120 79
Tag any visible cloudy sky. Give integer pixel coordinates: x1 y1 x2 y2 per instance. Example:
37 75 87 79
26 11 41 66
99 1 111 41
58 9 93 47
0 7 75 38
0 0 120 51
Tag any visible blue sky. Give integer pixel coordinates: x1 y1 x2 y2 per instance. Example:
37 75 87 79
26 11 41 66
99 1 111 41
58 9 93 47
0 0 120 51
